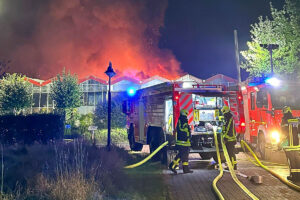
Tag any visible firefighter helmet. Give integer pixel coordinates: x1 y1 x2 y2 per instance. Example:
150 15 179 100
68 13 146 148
283 106 291 114
221 106 230 114
180 109 188 116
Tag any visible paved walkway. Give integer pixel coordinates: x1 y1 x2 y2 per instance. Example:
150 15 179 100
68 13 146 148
164 153 300 200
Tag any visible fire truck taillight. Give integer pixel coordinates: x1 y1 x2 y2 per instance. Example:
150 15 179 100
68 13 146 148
241 122 246 127
175 96 179 100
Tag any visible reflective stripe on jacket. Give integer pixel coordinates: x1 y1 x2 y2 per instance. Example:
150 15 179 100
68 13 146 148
176 115 191 146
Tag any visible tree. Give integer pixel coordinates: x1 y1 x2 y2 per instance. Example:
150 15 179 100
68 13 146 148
0 73 32 115
79 113 94 134
241 0 300 77
94 98 126 129
0 60 10 78
50 69 82 116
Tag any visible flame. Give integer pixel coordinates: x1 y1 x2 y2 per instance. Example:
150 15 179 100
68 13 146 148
1 0 183 80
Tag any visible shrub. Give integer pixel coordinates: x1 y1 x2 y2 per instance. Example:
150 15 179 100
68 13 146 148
84 128 128 144
94 99 126 129
0 140 167 199
79 113 94 135
0 140 128 198
33 173 102 200
0 114 64 145
0 73 32 115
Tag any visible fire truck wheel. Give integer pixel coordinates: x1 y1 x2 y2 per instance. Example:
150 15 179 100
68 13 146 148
128 125 143 151
257 133 266 159
199 153 213 160
150 138 161 161
148 127 164 162
213 152 226 163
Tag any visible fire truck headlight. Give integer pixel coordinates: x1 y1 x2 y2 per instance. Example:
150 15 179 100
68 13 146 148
271 131 280 144
265 77 281 87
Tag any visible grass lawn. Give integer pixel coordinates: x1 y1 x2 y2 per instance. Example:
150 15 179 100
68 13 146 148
122 161 168 200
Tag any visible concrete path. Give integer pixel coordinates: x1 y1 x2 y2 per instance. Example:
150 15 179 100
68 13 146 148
164 153 300 200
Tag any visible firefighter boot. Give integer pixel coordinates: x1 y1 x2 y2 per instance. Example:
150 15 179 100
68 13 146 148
183 164 193 174
234 164 237 170
169 159 180 174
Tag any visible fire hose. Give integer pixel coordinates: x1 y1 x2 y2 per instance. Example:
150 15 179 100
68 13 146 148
124 141 169 169
124 132 259 199
240 140 300 192
212 129 225 200
212 130 259 200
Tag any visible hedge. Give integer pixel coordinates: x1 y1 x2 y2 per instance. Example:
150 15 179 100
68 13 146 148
0 114 64 145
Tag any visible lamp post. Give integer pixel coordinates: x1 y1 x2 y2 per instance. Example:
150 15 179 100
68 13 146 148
105 61 116 151
260 44 279 74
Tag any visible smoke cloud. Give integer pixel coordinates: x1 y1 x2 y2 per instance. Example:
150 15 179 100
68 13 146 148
0 0 182 80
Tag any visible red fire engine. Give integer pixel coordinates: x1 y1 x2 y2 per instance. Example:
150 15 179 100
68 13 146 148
241 77 300 158
122 81 245 161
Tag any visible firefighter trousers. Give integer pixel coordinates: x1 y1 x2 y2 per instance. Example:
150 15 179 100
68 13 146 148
285 150 300 181
171 145 190 169
225 141 237 170
290 126 299 146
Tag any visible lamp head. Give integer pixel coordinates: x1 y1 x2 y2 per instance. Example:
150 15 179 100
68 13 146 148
105 62 116 78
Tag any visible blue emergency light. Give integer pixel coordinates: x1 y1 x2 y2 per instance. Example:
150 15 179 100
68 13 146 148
249 75 281 87
127 87 136 96
265 77 281 87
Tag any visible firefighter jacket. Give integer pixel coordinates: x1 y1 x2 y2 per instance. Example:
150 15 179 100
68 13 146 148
281 112 294 127
281 112 294 137
222 112 236 143
176 114 191 146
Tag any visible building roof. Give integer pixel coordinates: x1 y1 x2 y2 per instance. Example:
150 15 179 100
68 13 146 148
205 74 237 83
79 75 107 85
27 78 53 86
176 74 203 83
111 76 140 84
22 73 238 88
140 75 170 84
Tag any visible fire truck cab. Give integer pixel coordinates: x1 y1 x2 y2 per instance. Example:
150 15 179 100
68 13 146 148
241 78 300 158
122 81 244 161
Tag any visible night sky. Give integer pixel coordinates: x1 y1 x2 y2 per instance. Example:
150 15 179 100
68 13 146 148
0 0 286 81
160 0 285 80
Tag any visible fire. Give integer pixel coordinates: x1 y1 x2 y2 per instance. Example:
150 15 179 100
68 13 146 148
0 0 183 80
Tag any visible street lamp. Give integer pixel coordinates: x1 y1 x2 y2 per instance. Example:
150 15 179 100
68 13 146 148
105 61 116 151
260 44 279 74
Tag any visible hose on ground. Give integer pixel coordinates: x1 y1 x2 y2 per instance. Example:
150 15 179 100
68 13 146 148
221 138 259 200
240 140 300 192
212 130 225 200
124 141 169 169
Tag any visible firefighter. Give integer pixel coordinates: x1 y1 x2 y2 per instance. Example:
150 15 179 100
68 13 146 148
221 106 237 170
281 106 300 181
281 106 299 146
169 109 193 174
